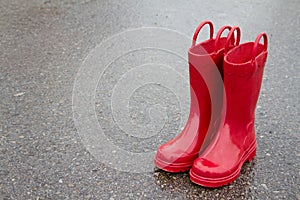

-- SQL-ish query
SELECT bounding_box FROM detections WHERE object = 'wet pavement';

[1,0,299,199]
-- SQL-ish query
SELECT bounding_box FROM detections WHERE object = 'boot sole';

[189,140,256,187]
[154,155,194,173]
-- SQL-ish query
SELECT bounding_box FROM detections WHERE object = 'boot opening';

[226,43,265,64]
[189,37,227,56]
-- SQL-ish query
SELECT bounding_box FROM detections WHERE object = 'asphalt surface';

[1,0,299,199]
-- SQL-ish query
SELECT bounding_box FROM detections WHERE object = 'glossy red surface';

[154,21,239,172]
[190,33,268,187]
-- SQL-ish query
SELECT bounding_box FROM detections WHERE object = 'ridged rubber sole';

[154,154,194,173]
[189,141,256,187]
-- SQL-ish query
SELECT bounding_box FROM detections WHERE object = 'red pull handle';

[192,21,214,47]
[214,25,232,53]
[252,32,268,64]
[224,26,241,54]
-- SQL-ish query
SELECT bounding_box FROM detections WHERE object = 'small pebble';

[14,92,25,97]
[261,184,268,190]
[68,183,74,188]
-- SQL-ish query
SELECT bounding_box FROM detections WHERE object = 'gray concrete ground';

[1,0,299,199]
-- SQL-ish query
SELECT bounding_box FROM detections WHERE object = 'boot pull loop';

[251,32,268,65]
[224,26,241,54]
[214,25,232,53]
[192,21,214,47]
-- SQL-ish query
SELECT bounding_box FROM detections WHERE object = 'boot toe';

[192,157,233,179]
[155,143,198,172]
[156,144,197,164]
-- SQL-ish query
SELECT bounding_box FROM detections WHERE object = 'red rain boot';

[154,21,239,172]
[190,32,268,187]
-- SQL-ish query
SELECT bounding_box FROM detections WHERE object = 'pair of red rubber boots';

[154,21,268,187]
